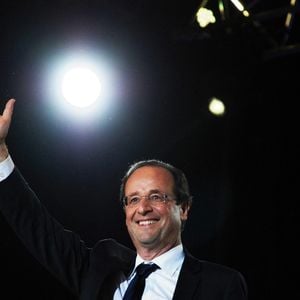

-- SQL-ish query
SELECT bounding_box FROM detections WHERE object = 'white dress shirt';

[0,155,14,181]
[113,244,185,300]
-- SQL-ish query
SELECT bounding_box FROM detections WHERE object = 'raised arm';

[0,98,15,161]
[0,98,89,296]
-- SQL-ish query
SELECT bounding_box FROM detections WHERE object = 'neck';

[136,240,181,261]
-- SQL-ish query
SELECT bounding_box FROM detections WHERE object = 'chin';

[136,235,160,247]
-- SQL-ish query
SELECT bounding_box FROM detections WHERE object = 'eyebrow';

[126,189,162,197]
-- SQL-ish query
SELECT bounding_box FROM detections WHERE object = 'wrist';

[0,143,9,162]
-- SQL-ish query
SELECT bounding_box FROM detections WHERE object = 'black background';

[0,1,296,299]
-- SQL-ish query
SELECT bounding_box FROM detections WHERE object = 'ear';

[179,200,191,221]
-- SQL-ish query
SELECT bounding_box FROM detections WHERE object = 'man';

[0,99,247,299]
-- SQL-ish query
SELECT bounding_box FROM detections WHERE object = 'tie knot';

[123,263,160,300]
[135,263,159,279]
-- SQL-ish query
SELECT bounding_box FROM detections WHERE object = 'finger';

[2,98,16,119]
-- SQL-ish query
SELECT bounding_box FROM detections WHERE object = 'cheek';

[161,206,181,224]
[125,209,134,224]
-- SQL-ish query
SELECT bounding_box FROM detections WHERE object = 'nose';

[137,197,153,215]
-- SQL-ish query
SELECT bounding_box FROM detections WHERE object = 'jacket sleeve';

[0,167,90,296]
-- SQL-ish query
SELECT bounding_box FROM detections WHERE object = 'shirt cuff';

[0,155,15,181]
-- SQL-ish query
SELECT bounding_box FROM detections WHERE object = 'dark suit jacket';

[0,168,247,299]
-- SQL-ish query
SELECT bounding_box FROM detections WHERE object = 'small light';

[208,97,226,116]
[243,10,250,17]
[196,7,216,28]
[230,0,244,12]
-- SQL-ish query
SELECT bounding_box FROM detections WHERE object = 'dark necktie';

[123,263,159,300]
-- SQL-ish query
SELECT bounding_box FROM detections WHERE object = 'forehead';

[125,166,175,193]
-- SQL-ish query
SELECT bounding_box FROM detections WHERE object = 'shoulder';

[183,250,247,289]
[92,238,135,261]
[184,249,243,276]
[177,250,248,299]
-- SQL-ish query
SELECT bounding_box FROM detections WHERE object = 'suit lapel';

[173,250,203,300]
[92,239,136,300]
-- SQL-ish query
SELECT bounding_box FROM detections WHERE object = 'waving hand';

[0,98,16,160]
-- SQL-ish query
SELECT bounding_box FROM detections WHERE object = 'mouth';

[136,219,159,226]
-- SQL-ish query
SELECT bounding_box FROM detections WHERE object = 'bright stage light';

[61,67,101,108]
[44,48,121,126]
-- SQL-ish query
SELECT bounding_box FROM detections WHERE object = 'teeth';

[138,220,157,226]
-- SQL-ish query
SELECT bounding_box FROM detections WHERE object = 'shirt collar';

[132,244,185,278]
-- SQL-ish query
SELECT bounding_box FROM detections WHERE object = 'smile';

[137,220,158,226]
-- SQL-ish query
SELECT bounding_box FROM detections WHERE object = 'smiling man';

[123,164,189,259]
[0,99,247,299]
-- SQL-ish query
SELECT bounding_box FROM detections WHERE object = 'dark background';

[0,1,296,299]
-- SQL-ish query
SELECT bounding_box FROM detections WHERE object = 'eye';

[128,196,140,205]
[149,193,163,202]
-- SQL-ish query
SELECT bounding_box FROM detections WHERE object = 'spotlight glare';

[61,67,101,108]
[44,48,120,127]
